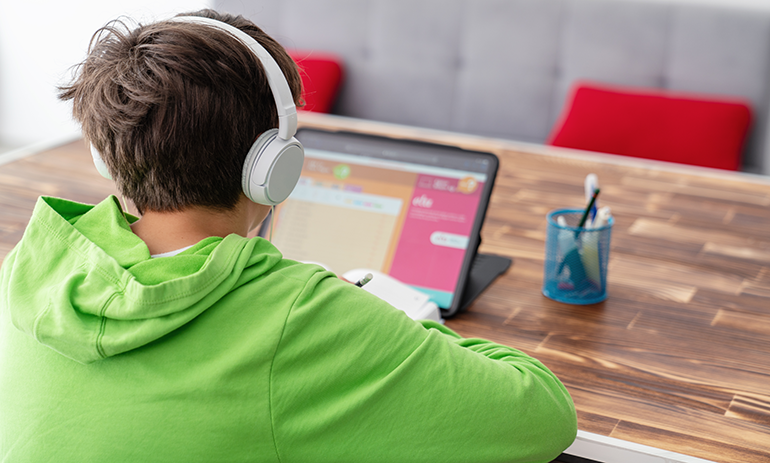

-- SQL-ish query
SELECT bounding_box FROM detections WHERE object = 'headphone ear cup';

[242,128,304,206]
[90,143,112,180]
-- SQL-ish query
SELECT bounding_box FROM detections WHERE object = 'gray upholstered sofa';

[215,0,770,174]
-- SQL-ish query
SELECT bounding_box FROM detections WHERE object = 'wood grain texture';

[2,113,770,462]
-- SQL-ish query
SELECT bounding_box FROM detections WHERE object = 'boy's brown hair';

[59,9,302,214]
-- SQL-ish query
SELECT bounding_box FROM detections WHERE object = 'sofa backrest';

[215,0,770,174]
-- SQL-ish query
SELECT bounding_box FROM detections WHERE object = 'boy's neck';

[130,197,270,256]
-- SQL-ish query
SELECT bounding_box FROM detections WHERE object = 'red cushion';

[288,50,344,113]
[547,82,752,170]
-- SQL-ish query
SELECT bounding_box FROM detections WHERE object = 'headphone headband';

[168,15,298,140]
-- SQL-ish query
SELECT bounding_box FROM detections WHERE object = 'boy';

[0,9,576,462]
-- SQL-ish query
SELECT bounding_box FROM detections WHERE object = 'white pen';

[593,206,612,229]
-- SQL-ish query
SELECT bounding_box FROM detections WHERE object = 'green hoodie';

[0,196,577,462]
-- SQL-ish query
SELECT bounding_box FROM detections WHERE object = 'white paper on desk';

[342,269,442,322]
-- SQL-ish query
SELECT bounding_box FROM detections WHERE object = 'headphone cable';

[268,205,275,242]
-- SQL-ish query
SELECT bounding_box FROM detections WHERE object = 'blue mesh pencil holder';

[542,208,613,304]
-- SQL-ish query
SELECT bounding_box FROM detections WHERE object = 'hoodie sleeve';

[269,271,577,463]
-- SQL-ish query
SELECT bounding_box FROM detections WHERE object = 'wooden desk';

[2,113,769,462]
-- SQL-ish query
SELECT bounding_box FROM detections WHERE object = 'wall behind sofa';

[216,0,770,174]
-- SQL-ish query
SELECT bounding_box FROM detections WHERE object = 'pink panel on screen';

[389,175,483,292]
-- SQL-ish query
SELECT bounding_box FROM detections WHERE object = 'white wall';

[0,0,212,148]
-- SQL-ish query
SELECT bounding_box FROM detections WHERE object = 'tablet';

[261,128,500,317]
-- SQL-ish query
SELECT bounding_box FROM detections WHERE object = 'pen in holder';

[542,208,613,304]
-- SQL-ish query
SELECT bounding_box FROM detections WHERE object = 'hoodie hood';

[4,196,281,364]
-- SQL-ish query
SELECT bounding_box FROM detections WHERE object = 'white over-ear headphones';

[91,15,304,206]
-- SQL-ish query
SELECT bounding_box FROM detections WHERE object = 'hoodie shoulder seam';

[267,268,325,463]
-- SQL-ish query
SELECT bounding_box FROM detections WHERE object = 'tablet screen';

[262,128,499,315]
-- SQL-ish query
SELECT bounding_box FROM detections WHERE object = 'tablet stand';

[456,252,513,314]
